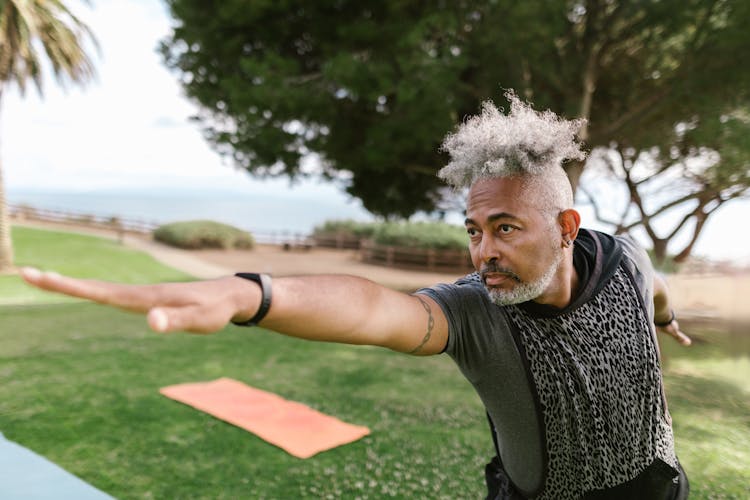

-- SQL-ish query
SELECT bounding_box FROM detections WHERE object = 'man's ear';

[558,209,581,247]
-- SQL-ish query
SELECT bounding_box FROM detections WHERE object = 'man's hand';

[656,318,692,346]
[652,274,691,347]
[20,267,260,334]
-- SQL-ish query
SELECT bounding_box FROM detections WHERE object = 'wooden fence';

[9,203,157,234]
[312,233,362,249]
[254,231,314,249]
[360,240,472,272]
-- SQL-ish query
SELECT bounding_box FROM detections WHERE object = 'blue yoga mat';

[0,432,115,500]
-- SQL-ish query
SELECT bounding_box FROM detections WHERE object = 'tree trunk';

[0,96,14,273]
[651,239,668,268]
[570,7,601,197]
[0,159,14,273]
[673,211,708,264]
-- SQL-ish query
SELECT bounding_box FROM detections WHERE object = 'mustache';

[480,264,522,283]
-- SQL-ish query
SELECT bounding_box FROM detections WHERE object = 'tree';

[581,107,750,266]
[0,0,97,272]
[160,0,750,220]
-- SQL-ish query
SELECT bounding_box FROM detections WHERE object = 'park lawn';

[0,303,488,499]
[1,226,748,498]
[661,327,750,499]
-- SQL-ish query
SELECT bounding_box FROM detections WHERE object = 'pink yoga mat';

[160,378,371,458]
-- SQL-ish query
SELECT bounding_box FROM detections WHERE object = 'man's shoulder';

[578,228,651,272]
[612,233,653,274]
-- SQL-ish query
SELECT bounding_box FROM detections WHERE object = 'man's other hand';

[656,318,692,346]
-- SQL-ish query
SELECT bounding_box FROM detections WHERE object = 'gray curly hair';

[438,91,587,213]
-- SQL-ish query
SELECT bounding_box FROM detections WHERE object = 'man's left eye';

[499,225,514,234]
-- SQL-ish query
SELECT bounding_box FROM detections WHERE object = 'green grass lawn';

[660,323,750,499]
[1,226,748,498]
[0,303,487,499]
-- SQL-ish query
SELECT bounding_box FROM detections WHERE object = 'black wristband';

[654,309,675,327]
[231,273,272,327]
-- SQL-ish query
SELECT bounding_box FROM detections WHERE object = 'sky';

[2,0,362,200]
[2,0,749,263]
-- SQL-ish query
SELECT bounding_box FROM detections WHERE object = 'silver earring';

[563,240,572,248]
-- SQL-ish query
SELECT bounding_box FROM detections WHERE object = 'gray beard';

[485,252,562,306]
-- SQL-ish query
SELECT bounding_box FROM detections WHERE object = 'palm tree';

[0,0,96,272]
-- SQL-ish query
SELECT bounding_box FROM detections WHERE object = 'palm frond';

[0,0,97,97]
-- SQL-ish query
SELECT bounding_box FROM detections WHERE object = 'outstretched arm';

[20,268,449,356]
[653,273,691,346]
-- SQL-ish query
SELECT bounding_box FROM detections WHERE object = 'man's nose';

[479,235,501,263]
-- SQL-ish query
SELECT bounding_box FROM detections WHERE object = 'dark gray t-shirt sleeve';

[416,280,495,380]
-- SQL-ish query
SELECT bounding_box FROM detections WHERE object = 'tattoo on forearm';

[409,295,434,354]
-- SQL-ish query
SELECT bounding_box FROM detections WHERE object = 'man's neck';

[533,253,579,309]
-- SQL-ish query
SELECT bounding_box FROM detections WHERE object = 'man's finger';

[22,267,109,301]
[668,320,692,346]
[673,330,692,346]
[20,267,157,312]
[658,321,692,347]
[148,308,171,332]
[147,306,225,334]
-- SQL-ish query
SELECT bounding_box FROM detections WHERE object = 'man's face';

[464,177,562,305]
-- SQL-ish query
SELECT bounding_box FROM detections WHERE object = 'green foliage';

[312,219,377,239]
[153,220,254,250]
[160,0,750,220]
[0,0,97,95]
[680,109,750,188]
[372,221,468,250]
[582,105,750,265]
[313,219,468,250]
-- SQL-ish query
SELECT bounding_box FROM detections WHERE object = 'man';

[22,93,690,498]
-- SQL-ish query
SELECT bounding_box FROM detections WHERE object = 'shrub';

[153,220,254,250]
[312,219,377,239]
[372,221,468,250]
[312,219,469,250]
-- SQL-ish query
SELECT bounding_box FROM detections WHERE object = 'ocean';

[7,189,375,238]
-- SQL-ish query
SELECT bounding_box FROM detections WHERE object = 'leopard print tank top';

[504,265,677,499]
